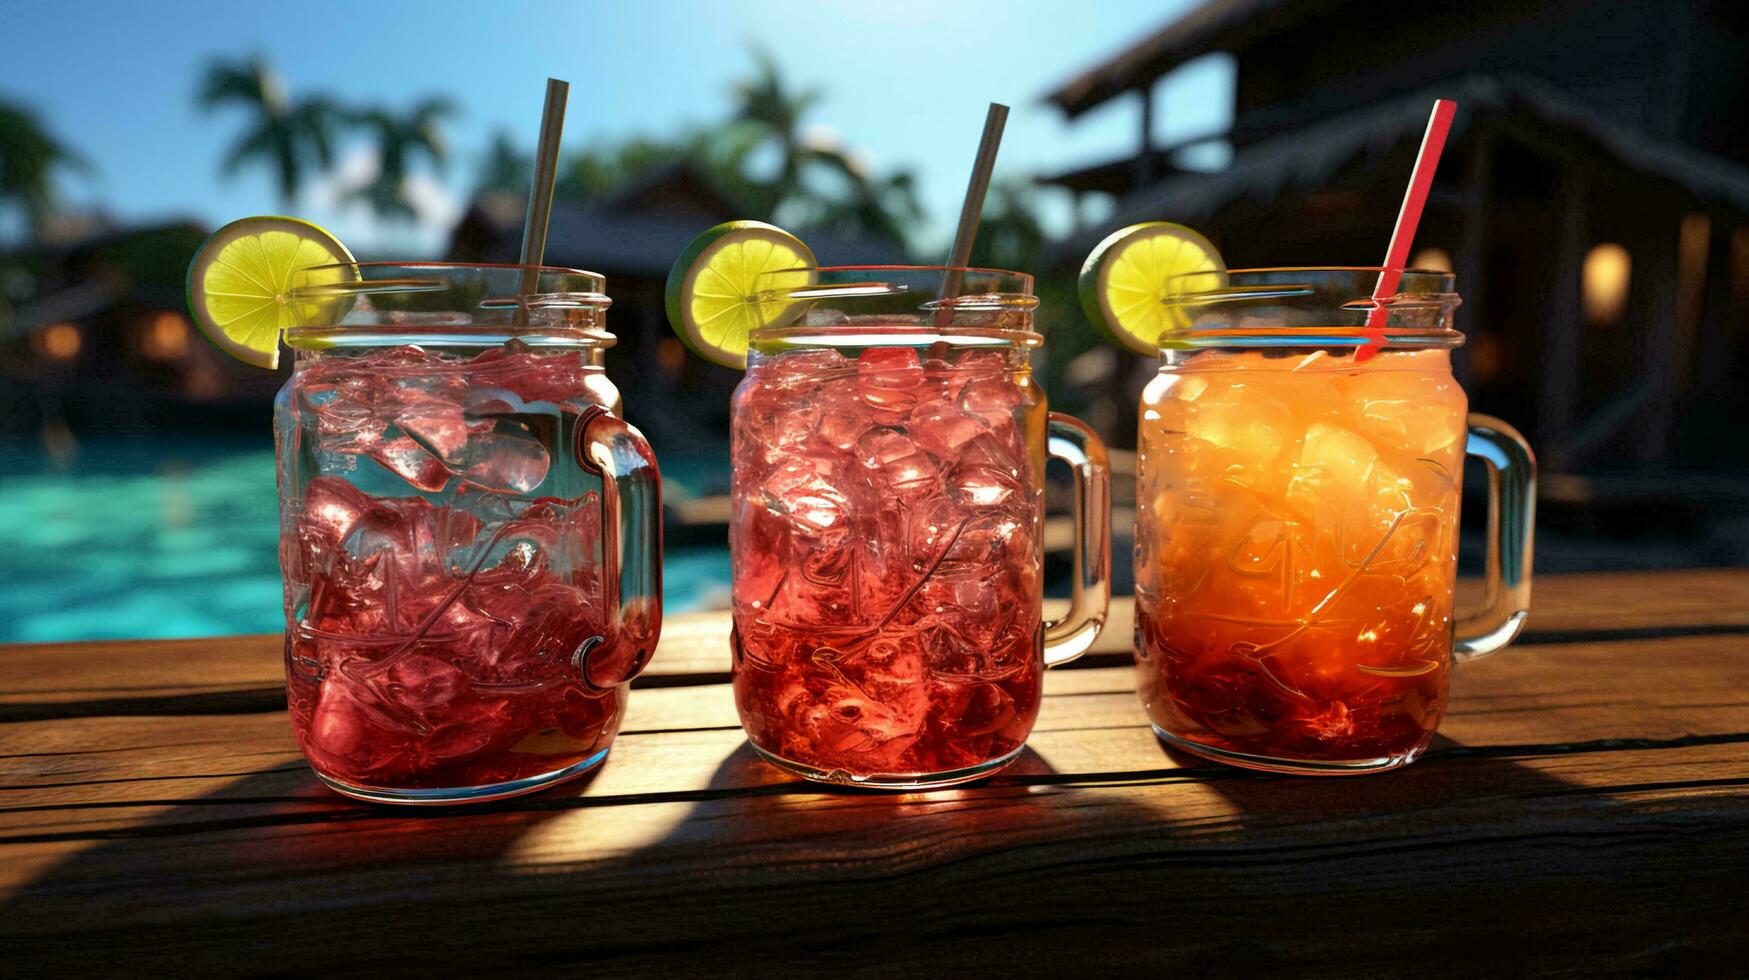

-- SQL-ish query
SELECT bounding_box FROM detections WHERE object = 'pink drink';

[730,345,1047,782]
[278,341,636,797]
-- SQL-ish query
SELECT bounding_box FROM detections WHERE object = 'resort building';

[1042,0,1749,475]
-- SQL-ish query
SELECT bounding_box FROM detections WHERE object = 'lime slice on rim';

[1079,221,1226,356]
[185,216,357,369]
[664,220,816,369]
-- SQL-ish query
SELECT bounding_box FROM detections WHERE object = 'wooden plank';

[1,638,1742,862]
[4,571,1746,722]
[4,736,1743,974]
[3,632,1743,811]
[0,625,1744,973]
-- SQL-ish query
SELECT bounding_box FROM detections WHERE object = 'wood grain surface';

[2,570,1746,976]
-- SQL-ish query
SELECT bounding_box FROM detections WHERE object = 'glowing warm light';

[139,310,193,360]
[656,337,685,376]
[1470,330,1504,383]
[38,322,82,360]
[1676,214,1710,390]
[1410,248,1453,273]
[1582,243,1632,326]
[185,363,225,399]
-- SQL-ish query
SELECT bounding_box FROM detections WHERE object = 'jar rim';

[282,261,614,350]
[1160,266,1462,352]
[305,259,606,281]
[756,263,1034,288]
[747,265,1039,353]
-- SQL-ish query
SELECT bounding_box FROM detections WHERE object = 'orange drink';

[1131,268,1534,774]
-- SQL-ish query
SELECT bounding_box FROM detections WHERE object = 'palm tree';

[722,48,823,217]
[0,98,88,241]
[198,56,343,209]
[556,133,686,203]
[474,130,529,197]
[347,96,457,222]
[807,156,923,252]
[717,50,923,253]
[967,178,1047,272]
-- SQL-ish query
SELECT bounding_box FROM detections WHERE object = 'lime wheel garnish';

[1078,221,1226,355]
[664,220,815,369]
[185,215,356,369]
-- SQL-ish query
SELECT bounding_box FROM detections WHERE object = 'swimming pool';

[0,437,731,644]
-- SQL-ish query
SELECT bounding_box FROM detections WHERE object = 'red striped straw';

[1358,98,1457,361]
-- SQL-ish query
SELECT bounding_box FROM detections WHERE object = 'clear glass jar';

[1135,268,1534,774]
[729,266,1111,788]
[274,263,661,804]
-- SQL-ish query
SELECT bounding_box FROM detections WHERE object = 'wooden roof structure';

[1046,73,1749,265]
[1043,0,1305,118]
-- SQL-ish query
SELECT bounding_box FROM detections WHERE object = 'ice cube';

[952,429,1029,478]
[468,346,587,404]
[1343,370,1466,456]
[304,387,389,453]
[1184,383,1294,470]
[1286,422,1379,517]
[760,458,848,535]
[385,653,468,713]
[370,436,452,493]
[732,503,792,610]
[855,428,941,503]
[907,497,964,568]
[497,581,598,675]
[859,346,923,379]
[948,463,1022,508]
[815,407,868,451]
[911,405,987,458]
[957,375,1024,429]
[856,347,924,419]
[953,349,1010,376]
[817,638,929,751]
[773,401,823,448]
[1339,458,1456,571]
[302,476,375,548]
[459,425,550,495]
[422,703,505,761]
[305,679,411,775]
[398,403,471,468]
[856,428,916,468]
[764,348,855,390]
[938,681,1018,738]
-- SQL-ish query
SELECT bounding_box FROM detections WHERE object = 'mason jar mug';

[1134,268,1534,774]
[275,263,661,803]
[729,266,1112,788]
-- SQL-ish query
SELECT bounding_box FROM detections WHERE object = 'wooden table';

[3,570,1746,975]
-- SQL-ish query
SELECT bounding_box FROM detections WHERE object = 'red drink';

[280,347,623,794]
[273,262,661,803]
[730,344,1048,784]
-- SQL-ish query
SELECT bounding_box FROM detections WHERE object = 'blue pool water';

[0,437,731,645]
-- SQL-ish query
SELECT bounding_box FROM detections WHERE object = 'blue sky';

[0,0,1231,255]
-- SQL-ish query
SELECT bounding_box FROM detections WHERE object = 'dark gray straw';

[933,102,1009,339]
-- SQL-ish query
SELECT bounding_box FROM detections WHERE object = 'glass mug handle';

[573,405,664,692]
[1454,413,1536,662]
[1043,413,1112,666]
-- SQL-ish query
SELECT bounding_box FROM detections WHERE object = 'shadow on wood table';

[3,739,1156,975]
[4,572,1748,975]
[7,730,1744,976]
